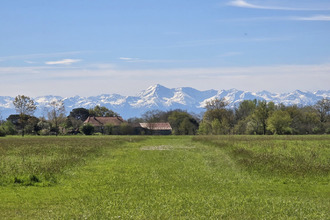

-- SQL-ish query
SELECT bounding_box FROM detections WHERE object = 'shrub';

[0,126,6,137]
[81,123,94,135]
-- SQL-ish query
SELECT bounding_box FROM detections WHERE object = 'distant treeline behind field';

[0,95,329,136]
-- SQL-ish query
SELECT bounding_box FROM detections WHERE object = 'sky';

[1,0,330,97]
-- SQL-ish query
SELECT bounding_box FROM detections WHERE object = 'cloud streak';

[45,59,81,65]
[227,0,330,11]
[292,15,330,21]
[219,15,330,22]
[0,51,84,62]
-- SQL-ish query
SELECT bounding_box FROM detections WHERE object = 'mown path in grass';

[0,136,329,219]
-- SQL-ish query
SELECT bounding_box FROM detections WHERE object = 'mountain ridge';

[0,84,329,119]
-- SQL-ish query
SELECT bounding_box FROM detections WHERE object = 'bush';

[81,123,94,135]
[1,121,17,135]
[0,126,6,137]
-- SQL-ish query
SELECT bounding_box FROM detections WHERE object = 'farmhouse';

[83,116,172,135]
[84,116,125,133]
[139,122,172,135]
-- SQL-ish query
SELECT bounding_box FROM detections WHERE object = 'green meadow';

[0,136,329,219]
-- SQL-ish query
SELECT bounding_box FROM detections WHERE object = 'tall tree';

[48,99,66,136]
[89,106,118,117]
[142,110,167,123]
[254,100,275,135]
[168,110,199,135]
[13,95,37,136]
[314,98,330,123]
[235,100,257,121]
[69,108,90,122]
[201,98,234,134]
[267,110,292,135]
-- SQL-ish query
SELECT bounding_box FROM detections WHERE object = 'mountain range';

[0,84,329,120]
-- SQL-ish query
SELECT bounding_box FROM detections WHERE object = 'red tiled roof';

[84,116,125,126]
[139,123,172,131]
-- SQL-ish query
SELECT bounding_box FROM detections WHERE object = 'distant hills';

[1,84,329,119]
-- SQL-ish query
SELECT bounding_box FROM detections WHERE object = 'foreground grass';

[0,135,329,219]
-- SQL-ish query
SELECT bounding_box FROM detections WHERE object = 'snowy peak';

[0,85,329,119]
[139,84,174,99]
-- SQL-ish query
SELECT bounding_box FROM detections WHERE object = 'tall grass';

[193,135,330,178]
[0,136,143,186]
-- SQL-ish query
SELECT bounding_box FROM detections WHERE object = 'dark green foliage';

[168,110,199,135]
[235,100,257,121]
[200,98,234,135]
[0,126,6,137]
[1,121,17,135]
[14,175,41,186]
[69,108,90,121]
[6,114,40,135]
[267,110,292,134]
[89,106,118,117]
[81,123,95,135]
[142,109,168,122]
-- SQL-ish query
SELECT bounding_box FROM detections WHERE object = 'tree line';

[0,95,329,136]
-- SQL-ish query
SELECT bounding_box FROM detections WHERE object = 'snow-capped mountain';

[0,84,329,119]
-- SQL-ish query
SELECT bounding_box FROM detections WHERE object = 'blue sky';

[1,0,330,96]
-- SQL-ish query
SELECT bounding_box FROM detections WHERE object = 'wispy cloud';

[45,59,81,65]
[0,51,84,62]
[119,57,139,61]
[291,15,330,21]
[219,15,330,22]
[227,0,330,11]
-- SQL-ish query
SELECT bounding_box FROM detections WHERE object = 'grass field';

[0,135,329,219]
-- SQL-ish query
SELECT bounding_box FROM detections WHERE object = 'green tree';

[235,100,257,121]
[81,123,94,135]
[301,107,321,134]
[47,99,66,136]
[37,119,51,135]
[1,121,17,135]
[267,110,292,135]
[211,119,221,135]
[198,121,212,135]
[12,95,37,136]
[253,100,275,135]
[69,108,90,121]
[142,110,168,123]
[0,126,6,137]
[315,98,330,123]
[285,105,303,134]
[178,117,196,135]
[104,123,114,135]
[65,108,90,134]
[168,110,199,135]
[89,106,118,117]
[24,116,40,135]
[202,98,234,135]
[119,123,134,135]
